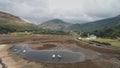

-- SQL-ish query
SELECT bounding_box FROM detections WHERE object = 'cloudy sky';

[0,0,120,24]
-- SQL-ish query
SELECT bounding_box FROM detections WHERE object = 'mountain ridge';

[0,11,37,34]
[0,11,120,34]
[38,15,120,32]
[67,15,120,32]
[0,11,32,25]
[39,19,72,30]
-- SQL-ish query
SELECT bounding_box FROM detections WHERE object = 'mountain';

[68,15,120,32]
[1,11,119,35]
[0,11,32,25]
[0,11,36,34]
[39,19,72,30]
[39,15,120,32]
[91,24,120,38]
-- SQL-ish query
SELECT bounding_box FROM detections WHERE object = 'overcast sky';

[0,0,120,24]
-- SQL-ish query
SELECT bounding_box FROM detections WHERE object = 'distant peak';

[47,19,66,24]
[52,19,62,21]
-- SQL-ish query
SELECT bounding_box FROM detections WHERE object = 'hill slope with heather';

[0,11,37,34]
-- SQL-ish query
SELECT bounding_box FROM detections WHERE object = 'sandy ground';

[0,35,120,68]
[0,44,20,68]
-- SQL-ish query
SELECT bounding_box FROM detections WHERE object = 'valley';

[0,11,120,68]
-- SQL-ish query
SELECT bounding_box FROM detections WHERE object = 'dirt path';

[0,44,20,68]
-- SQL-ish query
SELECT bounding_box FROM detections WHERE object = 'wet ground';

[9,43,86,63]
[0,35,120,68]
[9,40,120,68]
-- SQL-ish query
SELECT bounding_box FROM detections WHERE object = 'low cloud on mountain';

[0,0,120,24]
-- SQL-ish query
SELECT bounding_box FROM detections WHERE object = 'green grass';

[82,38,120,49]
[10,32,32,35]
[92,38,120,47]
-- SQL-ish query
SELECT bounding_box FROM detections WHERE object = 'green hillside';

[67,15,120,32]
[0,11,37,34]
[39,15,120,32]
[0,11,119,36]
[91,24,120,38]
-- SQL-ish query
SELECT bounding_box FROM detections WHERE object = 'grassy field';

[92,38,120,47]
[82,38,120,49]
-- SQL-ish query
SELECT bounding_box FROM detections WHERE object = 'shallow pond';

[9,44,86,63]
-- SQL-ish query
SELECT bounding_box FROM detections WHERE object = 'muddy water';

[23,50,86,63]
[9,45,86,63]
[9,42,101,63]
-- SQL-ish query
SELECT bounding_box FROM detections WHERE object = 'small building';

[117,37,120,40]
[87,34,97,39]
[77,37,82,40]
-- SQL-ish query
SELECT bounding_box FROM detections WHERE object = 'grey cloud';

[82,0,120,18]
[0,0,120,24]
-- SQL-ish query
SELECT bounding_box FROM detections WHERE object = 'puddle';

[9,42,101,63]
[9,44,86,63]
